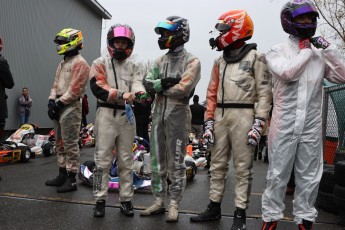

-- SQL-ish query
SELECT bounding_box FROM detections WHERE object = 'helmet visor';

[154,21,179,34]
[215,21,231,32]
[110,26,134,40]
[291,5,318,18]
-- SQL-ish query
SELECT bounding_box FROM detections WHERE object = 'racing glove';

[161,78,181,90]
[299,38,311,50]
[247,118,265,146]
[135,91,152,105]
[310,36,330,49]
[203,119,215,145]
[48,99,57,120]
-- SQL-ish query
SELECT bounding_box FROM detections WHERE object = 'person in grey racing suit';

[139,16,201,222]
[261,1,345,229]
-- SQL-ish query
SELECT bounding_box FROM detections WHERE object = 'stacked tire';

[334,161,345,226]
[316,164,337,214]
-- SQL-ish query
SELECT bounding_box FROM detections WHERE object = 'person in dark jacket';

[0,36,15,182]
[190,95,205,139]
[18,87,33,126]
[0,36,14,142]
[81,94,89,127]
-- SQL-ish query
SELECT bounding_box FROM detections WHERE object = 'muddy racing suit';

[262,36,345,224]
[144,49,201,202]
[90,56,145,202]
[205,44,272,210]
[49,54,89,173]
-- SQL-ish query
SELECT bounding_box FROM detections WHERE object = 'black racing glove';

[48,100,64,120]
[161,78,181,90]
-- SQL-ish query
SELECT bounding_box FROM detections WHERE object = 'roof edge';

[81,0,112,19]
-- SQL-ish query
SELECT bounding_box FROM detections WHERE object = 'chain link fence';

[322,83,345,165]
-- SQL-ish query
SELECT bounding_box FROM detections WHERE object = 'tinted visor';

[154,20,179,34]
[54,36,69,45]
[215,20,231,32]
[292,5,319,18]
[109,26,134,40]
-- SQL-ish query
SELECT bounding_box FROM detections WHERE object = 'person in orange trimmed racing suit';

[190,10,272,230]
[45,28,90,193]
[90,24,150,218]
[139,16,201,222]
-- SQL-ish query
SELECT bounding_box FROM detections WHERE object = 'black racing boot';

[93,200,106,218]
[45,167,67,186]
[231,207,246,230]
[57,171,77,193]
[190,201,221,222]
[298,219,313,230]
[120,201,134,217]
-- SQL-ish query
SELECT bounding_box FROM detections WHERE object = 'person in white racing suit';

[261,1,345,230]
[90,24,150,218]
[45,28,90,193]
[139,16,201,222]
[189,10,272,230]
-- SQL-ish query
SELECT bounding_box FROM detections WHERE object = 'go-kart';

[186,132,211,169]
[78,136,199,190]
[80,123,95,147]
[6,123,54,157]
[78,136,152,192]
[0,141,31,163]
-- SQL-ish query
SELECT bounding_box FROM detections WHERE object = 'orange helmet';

[210,10,254,51]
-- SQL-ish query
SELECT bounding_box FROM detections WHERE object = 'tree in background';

[313,0,345,54]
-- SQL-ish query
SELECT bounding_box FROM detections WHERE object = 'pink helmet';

[0,36,3,51]
[107,24,135,60]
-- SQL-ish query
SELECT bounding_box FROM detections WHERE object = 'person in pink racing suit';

[90,24,150,218]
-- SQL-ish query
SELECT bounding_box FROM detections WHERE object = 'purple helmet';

[281,0,319,38]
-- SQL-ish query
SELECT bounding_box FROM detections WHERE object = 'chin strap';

[223,43,257,63]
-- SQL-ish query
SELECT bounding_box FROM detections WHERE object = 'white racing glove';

[203,119,215,145]
[247,118,265,146]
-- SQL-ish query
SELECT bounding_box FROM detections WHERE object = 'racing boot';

[45,167,67,186]
[190,200,221,222]
[93,199,105,218]
[166,200,179,222]
[140,198,165,216]
[120,201,134,217]
[298,219,313,230]
[57,171,77,193]
[231,207,246,230]
[261,220,277,230]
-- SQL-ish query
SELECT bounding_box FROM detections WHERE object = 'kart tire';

[319,166,335,193]
[316,190,337,214]
[42,142,53,157]
[335,161,345,187]
[19,146,31,163]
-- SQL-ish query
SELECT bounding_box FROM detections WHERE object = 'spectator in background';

[0,35,14,142]
[190,95,205,139]
[133,93,154,143]
[18,87,33,126]
[81,94,89,127]
[0,35,15,182]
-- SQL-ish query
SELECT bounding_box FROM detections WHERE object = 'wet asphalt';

[0,147,343,230]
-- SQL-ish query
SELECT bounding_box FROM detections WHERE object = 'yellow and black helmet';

[54,28,83,55]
